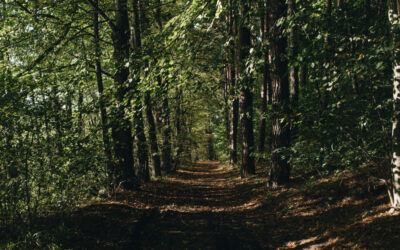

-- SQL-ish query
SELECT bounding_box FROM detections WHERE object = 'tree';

[288,0,299,133]
[268,0,290,187]
[145,91,162,176]
[131,0,150,182]
[388,3,400,210]
[238,0,255,177]
[92,0,113,188]
[227,0,239,167]
[108,0,135,188]
[258,0,271,154]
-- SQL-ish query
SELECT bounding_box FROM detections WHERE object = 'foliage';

[0,0,399,246]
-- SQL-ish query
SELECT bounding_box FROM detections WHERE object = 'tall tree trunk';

[298,0,307,90]
[52,86,64,156]
[134,109,149,181]
[130,0,160,177]
[144,92,161,177]
[155,0,173,173]
[388,5,400,211]
[224,69,230,150]
[206,124,216,160]
[268,0,290,187]
[322,0,332,108]
[288,0,299,140]
[258,0,270,154]
[93,0,113,184]
[289,0,299,106]
[110,0,135,188]
[160,77,173,173]
[175,87,184,168]
[131,0,149,182]
[227,0,239,167]
[66,90,73,130]
[229,98,239,167]
[239,0,255,177]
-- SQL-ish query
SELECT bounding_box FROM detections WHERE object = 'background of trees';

[1,0,400,245]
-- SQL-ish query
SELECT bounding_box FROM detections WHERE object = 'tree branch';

[85,0,117,31]
[13,0,61,21]
[17,23,72,77]
[88,66,113,78]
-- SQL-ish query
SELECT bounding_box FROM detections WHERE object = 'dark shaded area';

[11,161,400,249]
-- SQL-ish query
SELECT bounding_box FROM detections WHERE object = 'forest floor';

[38,161,400,249]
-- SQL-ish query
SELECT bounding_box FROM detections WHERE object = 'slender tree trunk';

[229,99,239,166]
[93,0,113,184]
[145,92,161,177]
[131,0,149,182]
[111,0,135,188]
[52,86,64,156]
[224,69,230,149]
[155,0,173,173]
[268,0,290,187]
[289,0,299,106]
[388,5,400,211]
[130,0,160,177]
[66,90,73,130]
[258,0,270,154]
[298,1,307,89]
[175,87,184,168]
[227,0,239,167]
[160,77,173,173]
[206,124,216,160]
[288,0,299,141]
[134,110,149,181]
[239,0,255,177]
[322,0,332,108]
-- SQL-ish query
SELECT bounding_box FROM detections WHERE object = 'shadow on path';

[63,161,400,249]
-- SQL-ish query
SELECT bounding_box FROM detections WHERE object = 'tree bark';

[206,125,216,160]
[322,0,332,108]
[258,0,270,154]
[145,92,161,177]
[175,87,184,168]
[131,0,149,182]
[160,77,173,173]
[268,0,290,187]
[239,0,255,177]
[288,0,299,141]
[93,0,113,184]
[289,0,299,107]
[155,0,173,173]
[110,0,135,188]
[389,5,400,210]
[227,0,239,167]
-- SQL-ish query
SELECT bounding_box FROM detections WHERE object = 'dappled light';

[2,0,400,248]
[25,161,399,249]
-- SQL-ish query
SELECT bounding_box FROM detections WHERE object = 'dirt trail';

[67,161,400,249]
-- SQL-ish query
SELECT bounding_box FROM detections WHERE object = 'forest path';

[67,161,400,249]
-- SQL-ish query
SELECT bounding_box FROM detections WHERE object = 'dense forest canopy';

[2,0,400,248]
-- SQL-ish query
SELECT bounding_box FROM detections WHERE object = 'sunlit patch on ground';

[59,161,400,249]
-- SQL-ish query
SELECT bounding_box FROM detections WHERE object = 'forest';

[2,0,400,248]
